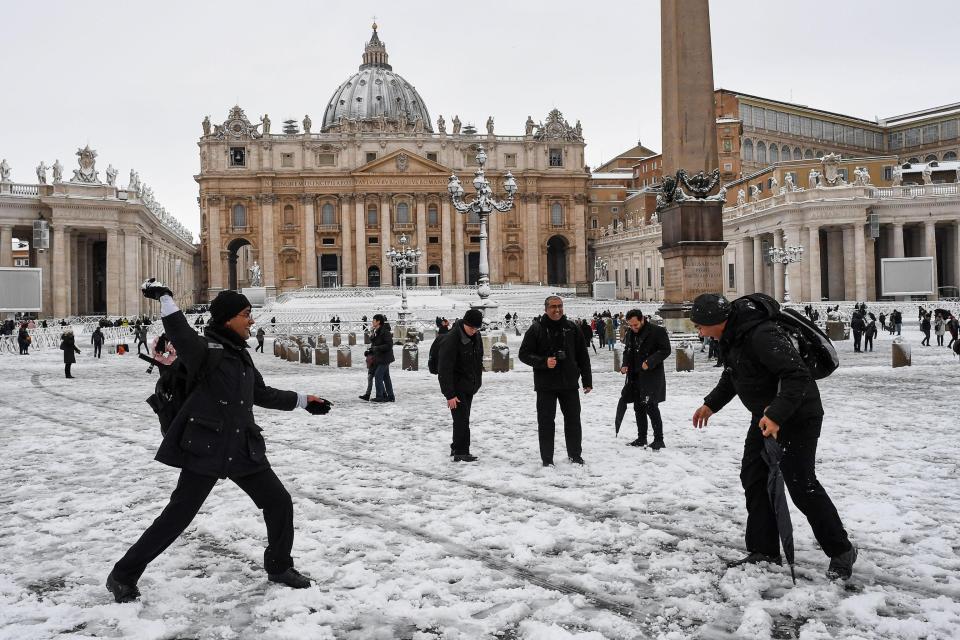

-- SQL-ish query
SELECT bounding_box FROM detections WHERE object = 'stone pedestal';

[332,333,341,347]
[242,287,267,307]
[826,321,846,342]
[336,345,351,367]
[363,331,371,344]
[658,200,727,333]
[675,344,695,372]
[892,341,911,368]
[593,281,616,300]
[402,342,418,371]
[348,332,357,345]
[314,344,329,366]
[491,343,510,372]
[285,345,298,362]
[273,341,281,357]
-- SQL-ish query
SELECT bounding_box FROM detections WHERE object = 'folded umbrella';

[760,435,796,584]
[614,397,628,436]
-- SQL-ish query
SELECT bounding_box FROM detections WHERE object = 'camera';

[554,349,566,361]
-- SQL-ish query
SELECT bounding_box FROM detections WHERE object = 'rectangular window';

[922,124,940,145]
[368,236,378,244]
[888,131,903,150]
[834,123,845,142]
[812,119,823,139]
[723,162,733,171]
[728,263,735,289]
[428,208,439,226]
[821,121,833,142]
[845,126,856,145]
[884,166,893,181]
[800,117,811,138]
[229,147,246,167]
[428,236,439,244]
[367,207,377,226]
[469,236,481,243]
[280,153,294,168]
[321,237,335,245]
[635,268,640,287]
[426,152,438,162]
[941,120,958,140]
[615,271,618,287]
[660,267,664,287]
[765,109,776,130]
[752,108,764,129]
[739,103,751,123]
[854,128,865,147]
[316,153,335,166]
[590,206,598,213]
[504,153,517,167]
[777,112,788,133]
[789,114,801,135]
[647,267,652,287]
[365,152,377,163]
[549,148,563,167]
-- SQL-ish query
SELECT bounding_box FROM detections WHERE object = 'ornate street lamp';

[386,233,422,324]
[448,145,517,310]
[768,244,804,303]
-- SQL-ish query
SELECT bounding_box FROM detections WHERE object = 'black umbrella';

[760,435,796,584]
[614,397,628,436]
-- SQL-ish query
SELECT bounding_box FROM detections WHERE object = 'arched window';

[907,157,921,164]
[396,202,410,223]
[321,203,335,225]
[804,149,814,159]
[943,151,958,161]
[924,154,938,162]
[769,144,779,163]
[283,204,295,226]
[793,147,802,160]
[743,139,754,161]
[232,204,247,228]
[427,204,439,226]
[551,203,564,226]
[815,150,823,158]
[367,204,378,226]
[756,141,767,164]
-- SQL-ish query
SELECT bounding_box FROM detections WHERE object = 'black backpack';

[427,332,452,375]
[141,341,224,435]
[741,293,839,380]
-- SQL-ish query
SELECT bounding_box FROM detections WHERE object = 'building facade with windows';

[197,25,589,300]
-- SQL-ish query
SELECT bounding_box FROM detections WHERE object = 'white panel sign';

[0,267,43,311]
[880,257,935,296]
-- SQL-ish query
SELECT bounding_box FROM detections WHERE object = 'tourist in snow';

[892,308,902,336]
[359,346,377,401]
[850,310,865,353]
[580,318,597,354]
[518,296,592,466]
[595,314,606,348]
[438,318,450,335]
[106,282,332,603]
[863,314,877,352]
[934,313,946,347]
[604,315,616,350]
[920,312,931,346]
[367,313,395,402]
[690,293,857,580]
[60,329,81,378]
[947,314,959,350]
[134,323,149,356]
[91,326,104,358]
[255,326,266,352]
[437,309,485,462]
[619,309,671,449]
[17,323,30,355]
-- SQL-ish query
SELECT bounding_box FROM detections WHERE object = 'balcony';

[316,224,340,233]
[229,225,250,234]
[392,222,415,232]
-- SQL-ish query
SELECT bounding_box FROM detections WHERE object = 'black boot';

[358,394,370,400]
[568,456,585,465]
[628,437,647,447]
[726,552,782,568]
[649,439,665,450]
[826,545,858,580]
[268,567,312,589]
[105,571,140,603]
[453,454,478,462]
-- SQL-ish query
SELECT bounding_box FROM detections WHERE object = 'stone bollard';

[891,338,911,368]
[285,345,299,362]
[299,345,312,364]
[402,342,419,371]
[482,335,492,353]
[274,340,282,357]
[675,342,695,372]
[336,345,351,368]
[363,331,371,344]
[491,341,510,372]
[332,333,341,347]
[315,344,329,366]
[826,321,846,342]
[318,335,326,345]
[348,332,357,346]
[613,344,623,371]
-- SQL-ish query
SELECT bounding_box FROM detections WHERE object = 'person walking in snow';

[863,315,877,352]
[580,318,597,354]
[106,281,333,603]
[437,309,485,462]
[60,330,81,378]
[947,314,959,350]
[619,309,671,449]
[366,314,395,402]
[17,323,30,355]
[91,326,104,358]
[934,313,946,347]
[920,312,932,346]
[850,310,865,353]
[690,293,857,581]
[255,326,266,352]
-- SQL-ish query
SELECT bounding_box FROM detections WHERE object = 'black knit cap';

[690,293,731,326]
[462,309,484,329]
[210,290,251,325]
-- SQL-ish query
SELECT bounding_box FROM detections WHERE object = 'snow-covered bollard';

[332,332,341,347]
[892,337,911,368]
[336,344,351,368]
[314,343,329,366]
[826,320,846,342]
[363,331,371,345]
[348,332,357,346]
[675,340,695,372]
[285,345,299,363]
[491,341,510,373]
[273,339,282,357]
[613,343,624,372]
[402,342,419,371]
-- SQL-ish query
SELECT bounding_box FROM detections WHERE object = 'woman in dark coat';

[367,313,395,402]
[17,323,30,355]
[920,312,931,346]
[60,330,81,378]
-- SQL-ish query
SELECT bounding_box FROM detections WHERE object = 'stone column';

[772,229,785,302]
[106,228,120,316]
[34,245,52,318]
[954,223,960,295]
[807,225,821,303]
[827,230,845,300]
[380,195,392,285]
[573,195,587,284]
[207,196,223,297]
[75,237,86,315]
[525,195,540,283]
[924,220,938,300]
[302,195,317,287]
[354,197,366,286]
[441,199,453,285]
[841,226,855,300]
[865,231,877,301]
[752,234,764,295]
[0,226,12,266]
[124,231,141,317]
[140,238,151,316]
[340,194,354,287]
[52,225,68,318]
[259,195,277,294]
[737,237,753,297]
[70,232,80,315]
[454,198,465,284]
[784,226,802,302]
[416,195,428,285]
[853,224,867,301]
[891,222,905,258]
[488,204,502,284]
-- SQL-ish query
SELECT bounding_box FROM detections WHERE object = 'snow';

[1,321,959,639]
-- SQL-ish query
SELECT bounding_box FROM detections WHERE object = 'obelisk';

[658,0,727,332]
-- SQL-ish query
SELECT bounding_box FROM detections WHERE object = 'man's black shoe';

[649,439,665,450]
[826,545,858,580]
[268,567,312,589]
[105,571,140,603]
[568,456,585,465]
[542,461,555,467]
[725,552,782,568]
[358,394,370,401]
[628,438,647,447]
[370,397,389,403]
[453,454,478,462]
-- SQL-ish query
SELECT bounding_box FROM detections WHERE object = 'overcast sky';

[2,0,958,238]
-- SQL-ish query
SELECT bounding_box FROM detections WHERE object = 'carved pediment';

[353,149,448,175]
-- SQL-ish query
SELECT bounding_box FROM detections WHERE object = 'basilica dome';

[321,25,433,133]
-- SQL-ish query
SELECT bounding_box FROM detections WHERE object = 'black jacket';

[369,323,395,365]
[155,311,298,479]
[704,296,823,433]
[621,321,671,404]
[519,315,592,392]
[60,334,80,363]
[437,320,483,400]
[91,328,104,345]
[850,313,865,332]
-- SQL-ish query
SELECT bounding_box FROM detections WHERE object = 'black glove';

[363,350,372,357]
[141,278,174,301]
[305,398,333,415]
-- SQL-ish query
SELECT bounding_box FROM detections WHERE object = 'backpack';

[142,341,224,435]
[427,332,452,375]
[741,293,839,380]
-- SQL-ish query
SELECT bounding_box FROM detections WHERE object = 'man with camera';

[519,296,593,466]
[619,309,671,449]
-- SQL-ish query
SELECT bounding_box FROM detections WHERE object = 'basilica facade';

[196,25,589,300]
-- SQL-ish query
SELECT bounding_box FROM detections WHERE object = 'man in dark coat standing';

[519,296,592,466]
[91,326,104,358]
[850,310,865,352]
[619,309,671,449]
[437,309,484,462]
[690,293,857,580]
[106,281,333,603]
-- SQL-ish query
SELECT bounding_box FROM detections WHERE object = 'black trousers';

[65,363,72,377]
[634,401,663,442]
[852,330,862,352]
[256,340,264,352]
[921,330,930,346]
[112,467,294,585]
[937,334,944,346]
[94,343,102,358]
[864,334,873,351]
[450,392,474,455]
[740,416,851,559]
[535,389,582,464]
[136,339,148,355]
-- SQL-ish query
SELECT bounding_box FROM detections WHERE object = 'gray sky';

[2,0,958,238]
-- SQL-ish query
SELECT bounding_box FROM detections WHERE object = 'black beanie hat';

[690,293,731,326]
[462,309,484,328]
[210,290,252,325]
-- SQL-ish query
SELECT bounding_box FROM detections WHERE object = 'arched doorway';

[367,265,381,288]
[428,264,441,286]
[546,235,568,285]
[227,238,253,291]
